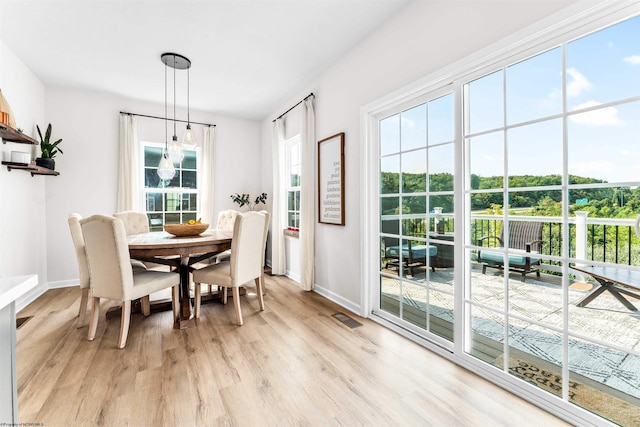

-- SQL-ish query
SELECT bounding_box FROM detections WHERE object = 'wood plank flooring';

[16,275,569,426]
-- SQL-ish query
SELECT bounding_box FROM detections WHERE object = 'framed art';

[318,132,345,225]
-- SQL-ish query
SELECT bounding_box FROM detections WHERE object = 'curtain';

[116,114,141,212]
[200,126,216,225]
[300,98,315,291]
[271,118,287,275]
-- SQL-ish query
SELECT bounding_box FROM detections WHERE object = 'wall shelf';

[0,123,38,145]
[1,161,59,176]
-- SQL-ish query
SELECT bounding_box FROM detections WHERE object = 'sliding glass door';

[377,89,456,349]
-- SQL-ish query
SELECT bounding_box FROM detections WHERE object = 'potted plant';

[230,192,268,211]
[36,123,63,170]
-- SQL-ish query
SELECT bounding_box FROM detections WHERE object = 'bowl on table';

[164,223,209,237]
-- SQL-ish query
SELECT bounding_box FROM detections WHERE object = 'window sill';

[284,228,299,238]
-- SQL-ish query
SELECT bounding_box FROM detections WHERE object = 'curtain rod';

[272,93,315,122]
[119,111,216,127]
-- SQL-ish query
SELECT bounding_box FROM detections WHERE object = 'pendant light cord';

[187,67,191,125]
[173,54,177,137]
[164,60,168,150]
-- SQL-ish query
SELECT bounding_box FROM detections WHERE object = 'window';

[285,136,301,230]
[143,143,199,231]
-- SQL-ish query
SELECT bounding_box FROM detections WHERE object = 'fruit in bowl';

[164,220,209,237]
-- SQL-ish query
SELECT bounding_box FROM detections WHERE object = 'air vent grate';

[332,312,362,329]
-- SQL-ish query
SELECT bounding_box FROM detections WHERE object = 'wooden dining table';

[127,229,233,329]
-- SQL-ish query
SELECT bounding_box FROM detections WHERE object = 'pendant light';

[181,65,198,149]
[160,53,191,166]
[157,55,175,180]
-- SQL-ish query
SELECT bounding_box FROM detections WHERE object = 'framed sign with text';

[318,132,345,225]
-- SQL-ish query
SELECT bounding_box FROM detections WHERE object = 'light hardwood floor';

[16,274,569,426]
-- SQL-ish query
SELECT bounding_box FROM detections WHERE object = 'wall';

[260,0,575,313]
[44,87,263,285]
[0,40,46,308]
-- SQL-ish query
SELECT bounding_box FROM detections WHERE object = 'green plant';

[230,192,267,211]
[37,123,63,159]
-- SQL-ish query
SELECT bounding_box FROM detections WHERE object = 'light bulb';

[181,123,198,149]
[168,135,184,164]
[157,151,176,180]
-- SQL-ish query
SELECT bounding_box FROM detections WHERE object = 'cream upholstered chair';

[193,211,269,325]
[67,213,90,327]
[81,215,180,348]
[212,209,240,263]
[114,210,149,234]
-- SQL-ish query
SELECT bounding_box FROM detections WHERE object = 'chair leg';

[141,295,151,316]
[232,287,243,326]
[255,277,265,311]
[194,283,201,319]
[87,297,100,341]
[77,287,90,328]
[172,285,179,323]
[222,287,228,305]
[482,265,487,274]
[262,273,267,296]
[118,300,132,349]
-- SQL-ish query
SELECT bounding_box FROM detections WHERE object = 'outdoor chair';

[477,221,543,282]
[383,238,437,276]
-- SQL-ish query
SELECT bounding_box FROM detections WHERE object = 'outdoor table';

[571,265,640,311]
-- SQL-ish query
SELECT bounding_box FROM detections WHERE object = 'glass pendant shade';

[168,135,184,164]
[157,150,176,180]
[181,123,198,149]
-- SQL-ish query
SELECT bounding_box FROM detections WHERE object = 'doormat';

[332,312,363,329]
[16,316,33,329]
[494,354,640,426]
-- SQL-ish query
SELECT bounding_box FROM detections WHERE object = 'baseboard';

[15,283,47,313]
[313,284,361,316]
[47,279,78,289]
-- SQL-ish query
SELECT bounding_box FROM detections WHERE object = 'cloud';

[624,55,640,65]
[566,67,592,97]
[569,101,622,126]
[570,160,614,177]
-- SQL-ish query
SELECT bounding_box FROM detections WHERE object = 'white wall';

[260,0,575,312]
[44,87,263,285]
[0,40,47,307]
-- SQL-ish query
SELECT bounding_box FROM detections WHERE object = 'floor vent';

[16,316,33,329]
[332,312,362,329]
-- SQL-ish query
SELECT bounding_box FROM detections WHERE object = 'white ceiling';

[0,0,411,120]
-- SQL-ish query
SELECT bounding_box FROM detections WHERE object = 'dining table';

[127,229,233,329]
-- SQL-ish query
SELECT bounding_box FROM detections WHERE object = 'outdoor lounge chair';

[477,221,543,282]
[383,238,437,275]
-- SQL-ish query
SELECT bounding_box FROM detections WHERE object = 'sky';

[381,14,640,186]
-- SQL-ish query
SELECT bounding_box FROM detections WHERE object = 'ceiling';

[0,0,411,121]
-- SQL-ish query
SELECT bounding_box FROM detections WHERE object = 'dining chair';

[114,210,163,270]
[212,209,240,263]
[192,211,269,325]
[67,213,90,327]
[81,214,180,348]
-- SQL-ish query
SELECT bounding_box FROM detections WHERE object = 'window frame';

[285,135,301,231]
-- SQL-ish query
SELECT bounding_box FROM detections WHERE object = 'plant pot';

[36,157,55,170]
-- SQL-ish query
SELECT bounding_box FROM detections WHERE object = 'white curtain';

[300,98,315,291]
[271,118,287,275]
[116,114,141,212]
[200,126,216,225]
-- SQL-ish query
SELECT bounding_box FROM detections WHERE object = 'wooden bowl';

[164,223,209,237]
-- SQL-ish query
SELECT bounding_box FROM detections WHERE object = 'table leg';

[576,277,638,311]
[175,255,196,329]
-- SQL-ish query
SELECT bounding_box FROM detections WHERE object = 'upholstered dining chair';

[192,211,269,325]
[67,213,90,327]
[212,209,240,263]
[81,215,180,348]
[114,210,163,270]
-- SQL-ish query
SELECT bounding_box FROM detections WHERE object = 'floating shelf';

[1,161,59,176]
[0,123,38,145]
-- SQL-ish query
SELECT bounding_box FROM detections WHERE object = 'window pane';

[381,196,400,235]
[402,149,426,193]
[145,168,161,188]
[166,171,181,188]
[165,213,180,224]
[146,193,163,212]
[401,103,426,151]
[428,144,454,192]
[428,93,454,145]
[566,15,640,111]
[181,194,197,211]
[182,170,197,189]
[465,70,504,134]
[381,155,400,194]
[288,191,296,211]
[468,132,504,188]
[290,165,300,187]
[144,146,162,167]
[568,100,640,184]
[508,119,562,187]
[165,194,181,211]
[149,213,163,231]
[380,114,400,156]
[430,195,454,234]
[182,150,197,169]
[506,48,562,124]
[402,196,426,237]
